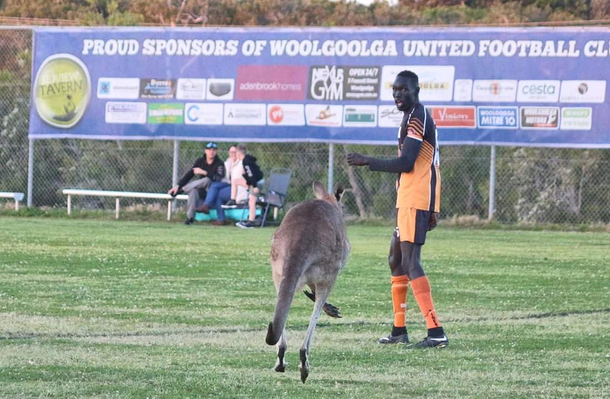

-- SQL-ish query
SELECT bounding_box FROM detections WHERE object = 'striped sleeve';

[406,105,427,141]
[406,115,425,141]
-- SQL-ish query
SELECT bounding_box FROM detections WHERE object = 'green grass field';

[0,217,608,398]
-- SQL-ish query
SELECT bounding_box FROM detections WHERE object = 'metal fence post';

[171,139,180,212]
[328,143,334,193]
[27,138,34,207]
[488,145,496,221]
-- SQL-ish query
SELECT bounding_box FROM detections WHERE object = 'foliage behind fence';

[1,28,609,224]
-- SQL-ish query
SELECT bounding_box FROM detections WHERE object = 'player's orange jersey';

[396,103,441,212]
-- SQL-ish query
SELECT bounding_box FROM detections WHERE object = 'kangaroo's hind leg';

[270,262,288,372]
[304,284,342,318]
[299,281,333,383]
[274,328,287,372]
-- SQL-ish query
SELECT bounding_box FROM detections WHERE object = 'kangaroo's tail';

[266,260,301,345]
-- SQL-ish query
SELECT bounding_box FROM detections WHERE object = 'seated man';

[168,142,225,225]
[197,144,242,225]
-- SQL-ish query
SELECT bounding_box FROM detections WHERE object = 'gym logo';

[34,53,91,128]
[309,66,380,101]
[309,66,344,101]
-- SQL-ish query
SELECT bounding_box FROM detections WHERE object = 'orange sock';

[410,276,441,329]
[391,275,410,328]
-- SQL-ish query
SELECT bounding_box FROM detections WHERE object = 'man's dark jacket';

[177,156,225,189]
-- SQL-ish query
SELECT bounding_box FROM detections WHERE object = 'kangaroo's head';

[313,181,345,204]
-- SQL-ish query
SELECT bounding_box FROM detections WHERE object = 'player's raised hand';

[347,152,369,166]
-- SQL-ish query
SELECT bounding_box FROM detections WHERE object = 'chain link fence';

[2,28,610,224]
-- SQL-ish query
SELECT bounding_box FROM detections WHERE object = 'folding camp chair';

[241,168,291,228]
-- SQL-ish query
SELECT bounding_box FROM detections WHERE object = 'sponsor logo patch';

[560,107,592,130]
[97,78,140,100]
[267,104,305,126]
[477,107,518,129]
[105,102,147,124]
[429,106,476,128]
[305,104,343,127]
[343,66,380,100]
[177,79,206,100]
[381,65,455,102]
[185,103,223,125]
[308,66,380,101]
[473,80,518,102]
[520,107,559,129]
[560,80,606,103]
[207,79,234,100]
[453,79,473,102]
[147,103,184,124]
[517,80,560,103]
[236,65,307,100]
[378,105,403,128]
[140,79,176,99]
[224,103,266,125]
[33,53,91,129]
[343,105,377,127]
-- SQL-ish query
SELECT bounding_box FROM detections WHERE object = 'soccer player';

[347,70,448,348]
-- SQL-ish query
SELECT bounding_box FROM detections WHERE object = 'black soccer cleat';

[378,333,409,344]
[410,335,449,349]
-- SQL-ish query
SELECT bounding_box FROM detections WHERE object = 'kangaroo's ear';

[333,184,345,202]
[313,181,327,199]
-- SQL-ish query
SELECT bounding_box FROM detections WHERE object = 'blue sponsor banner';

[477,107,518,129]
[30,27,610,148]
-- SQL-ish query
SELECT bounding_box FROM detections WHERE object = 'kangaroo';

[266,181,350,383]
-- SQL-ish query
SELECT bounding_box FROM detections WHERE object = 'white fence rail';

[0,192,25,211]
[62,189,188,220]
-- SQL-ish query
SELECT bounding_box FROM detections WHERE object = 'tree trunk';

[342,145,367,219]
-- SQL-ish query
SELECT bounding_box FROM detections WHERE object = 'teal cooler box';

[195,208,261,222]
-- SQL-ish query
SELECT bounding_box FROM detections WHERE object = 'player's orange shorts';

[396,207,437,245]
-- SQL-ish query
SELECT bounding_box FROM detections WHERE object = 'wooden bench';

[62,189,188,220]
[0,192,25,211]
